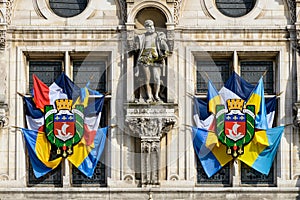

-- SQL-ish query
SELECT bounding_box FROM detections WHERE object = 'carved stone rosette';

[125,103,176,186]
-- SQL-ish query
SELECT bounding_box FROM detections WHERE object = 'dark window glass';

[196,158,231,185]
[49,0,88,18]
[71,156,106,186]
[73,61,106,93]
[196,60,230,93]
[29,61,62,93]
[27,145,63,186]
[241,61,274,94]
[216,0,256,18]
[241,162,275,185]
[71,99,107,186]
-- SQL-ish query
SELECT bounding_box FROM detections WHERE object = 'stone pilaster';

[125,103,176,186]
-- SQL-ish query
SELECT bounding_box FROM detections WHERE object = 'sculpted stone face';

[144,20,155,34]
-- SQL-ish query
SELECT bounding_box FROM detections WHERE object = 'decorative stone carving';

[118,0,127,24]
[6,0,14,25]
[168,174,180,181]
[126,30,135,53]
[0,30,6,51]
[127,117,174,138]
[288,0,296,24]
[293,102,300,127]
[123,174,135,184]
[0,101,8,128]
[126,104,177,186]
[174,0,182,25]
[167,30,175,53]
[0,174,9,181]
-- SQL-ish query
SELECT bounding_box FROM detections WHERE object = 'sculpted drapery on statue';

[134,20,169,103]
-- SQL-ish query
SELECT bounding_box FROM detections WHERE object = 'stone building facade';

[0,0,300,199]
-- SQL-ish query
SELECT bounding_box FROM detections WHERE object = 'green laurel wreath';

[216,104,255,157]
[44,104,84,148]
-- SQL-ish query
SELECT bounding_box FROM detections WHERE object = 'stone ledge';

[0,187,299,200]
[0,187,299,193]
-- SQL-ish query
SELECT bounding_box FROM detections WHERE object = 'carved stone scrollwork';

[127,117,175,138]
[293,102,300,127]
[174,0,182,25]
[6,0,14,25]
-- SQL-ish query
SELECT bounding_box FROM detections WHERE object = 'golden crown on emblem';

[226,99,244,111]
[55,99,73,111]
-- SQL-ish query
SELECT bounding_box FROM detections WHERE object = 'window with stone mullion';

[28,61,63,93]
[71,60,107,186]
[240,60,275,185]
[195,59,232,184]
[27,61,63,186]
[196,60,231,93]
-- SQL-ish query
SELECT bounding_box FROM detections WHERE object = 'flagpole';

[276,91,283,98]
[17,92,25,97]
[262,70,268,77]
[183,124,193,128]
[186,92,194,98]
[203,71,210,81]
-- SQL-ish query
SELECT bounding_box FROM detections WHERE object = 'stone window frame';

[34,0,96,21]
[186,46,283,186]
[48,0,89,18]
[201,0,266,20]
[15,46,116,187]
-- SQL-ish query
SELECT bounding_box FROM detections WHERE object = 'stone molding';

[202,0,266,21]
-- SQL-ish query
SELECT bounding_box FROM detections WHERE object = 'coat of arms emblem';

[216,99,255,158]
[45,99,84,157]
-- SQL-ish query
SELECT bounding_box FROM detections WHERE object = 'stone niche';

[125,0,176,187]
[125,103,177,186]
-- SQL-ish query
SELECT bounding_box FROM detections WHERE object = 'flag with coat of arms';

[21,73,107,178]
[192,72,284,178]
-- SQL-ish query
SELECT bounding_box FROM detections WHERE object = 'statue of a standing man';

[134,20,169,103]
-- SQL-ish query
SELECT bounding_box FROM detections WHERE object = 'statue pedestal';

[125,103,177,186]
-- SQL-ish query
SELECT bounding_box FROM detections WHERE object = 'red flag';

[33,74,50,111]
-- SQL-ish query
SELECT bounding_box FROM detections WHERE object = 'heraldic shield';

[216,99,255,158]
[45,99,84,158]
